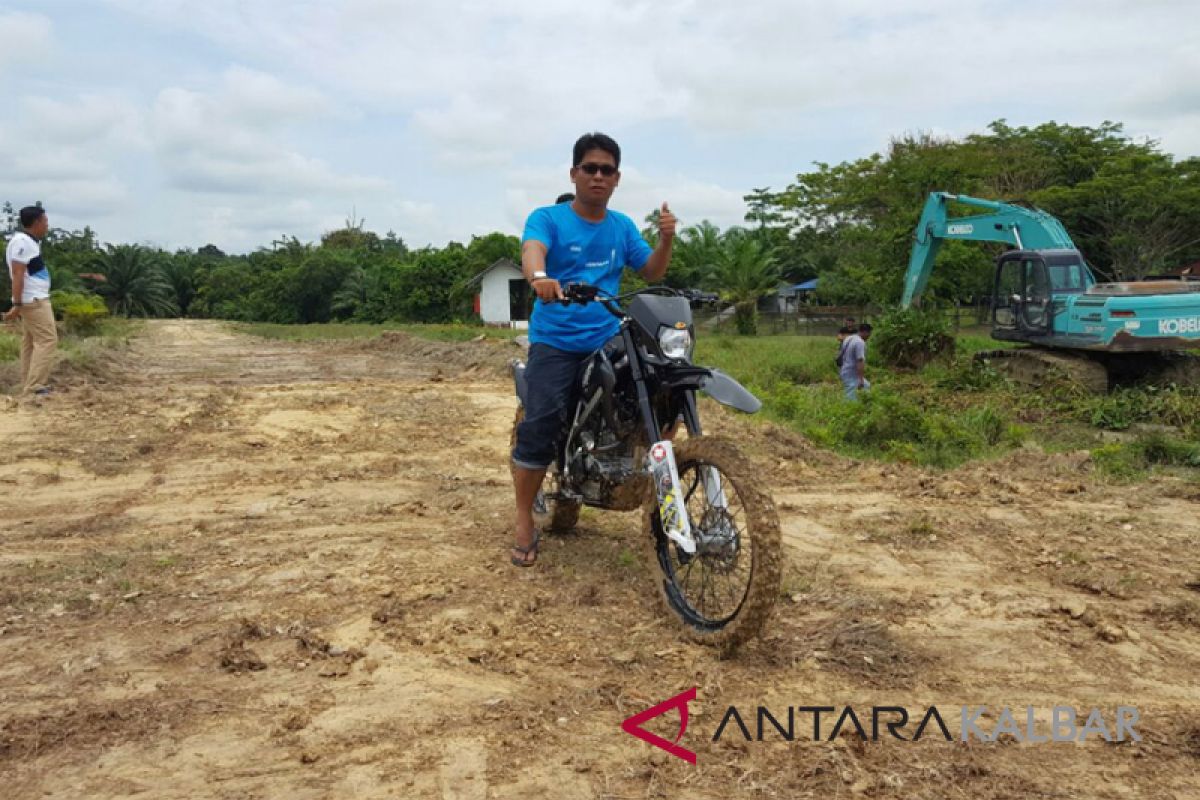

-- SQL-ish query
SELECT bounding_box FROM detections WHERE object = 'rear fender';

[510,359,529,407]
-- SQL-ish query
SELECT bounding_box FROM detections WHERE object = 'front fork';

[635,354,728,554]
[680,391,729,513]
[647,440,695,554]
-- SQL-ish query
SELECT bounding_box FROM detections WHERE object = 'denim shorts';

[511,343,593,470]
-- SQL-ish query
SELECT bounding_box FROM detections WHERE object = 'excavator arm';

[901,192,1078,307]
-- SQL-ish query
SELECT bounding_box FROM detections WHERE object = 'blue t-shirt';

[522,203,653,353]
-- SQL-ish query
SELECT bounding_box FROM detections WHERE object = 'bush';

[759,383,1024,469]
[1093,433,1200,481]
[1082,386,1200,434]
[838,391,927,447]
[771,362,825,385]
[1086,388,1148,431]
[1092,443,1145,481]
[0,333,18,362]
[53,291,109,336]
[965,405,1008,446]
[933,359,1004,391]
[871,307,955,369]
[1138,432,1200,467]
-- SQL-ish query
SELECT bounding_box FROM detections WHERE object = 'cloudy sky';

[1,1,1197,253]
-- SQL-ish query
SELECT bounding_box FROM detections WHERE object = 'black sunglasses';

[577,162,618,177]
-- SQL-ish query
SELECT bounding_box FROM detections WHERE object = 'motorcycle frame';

[556,313,704,507]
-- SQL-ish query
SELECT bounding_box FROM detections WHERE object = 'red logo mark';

[651,444,667,462]
[620,687,697,764]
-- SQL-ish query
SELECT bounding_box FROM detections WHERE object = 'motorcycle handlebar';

[559,283,603,305]
[558,283,683,306]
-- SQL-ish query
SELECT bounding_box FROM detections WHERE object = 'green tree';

[161,252,199,316]
[669,220,724,289]
[751,119,1191,305]
[714,230,780,335]
[1036,153,1200,280]
[191,256,257,320]
[90,245,178,318]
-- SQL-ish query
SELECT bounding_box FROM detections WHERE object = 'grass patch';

[1093,432,1200,482]
[0,332,18,362]
[696,330,1197,470]
[2,318,139,395]
[616,547,639,569]
[864,516,941,547]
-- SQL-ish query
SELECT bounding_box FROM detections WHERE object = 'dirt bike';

[510,283,781,649]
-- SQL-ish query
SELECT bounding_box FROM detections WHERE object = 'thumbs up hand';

[657,201,677,240]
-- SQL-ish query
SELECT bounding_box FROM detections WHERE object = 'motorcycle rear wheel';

[509,408,581,533]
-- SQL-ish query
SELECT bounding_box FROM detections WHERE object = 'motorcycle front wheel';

[643,435,781,650]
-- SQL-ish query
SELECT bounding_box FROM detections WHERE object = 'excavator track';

[974,348,1110,393]
[1144,354,1200,388]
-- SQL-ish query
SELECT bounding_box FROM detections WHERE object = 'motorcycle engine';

[569,427,637,503]
[570,381,644,502]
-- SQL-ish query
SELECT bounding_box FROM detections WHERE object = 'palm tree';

[90,245,178,318]
[161,255,197,316]
[714,230,780,335]
[331,266,367,319]
[672,220,724,289]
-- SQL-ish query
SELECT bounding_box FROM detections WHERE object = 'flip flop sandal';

[508,534,542,566]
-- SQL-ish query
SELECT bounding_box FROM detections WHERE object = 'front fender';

[699,368,761,413]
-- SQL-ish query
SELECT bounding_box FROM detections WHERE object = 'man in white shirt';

[4,206,57,395]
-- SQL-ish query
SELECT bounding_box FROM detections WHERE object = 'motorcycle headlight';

[658,327,693,360]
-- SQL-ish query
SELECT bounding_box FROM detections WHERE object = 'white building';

[468,258,530,328]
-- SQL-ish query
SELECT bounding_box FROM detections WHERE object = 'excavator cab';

[993,252,1052,339]
[906,192,1200,392]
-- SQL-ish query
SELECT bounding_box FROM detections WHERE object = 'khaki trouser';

[18,298,58,393]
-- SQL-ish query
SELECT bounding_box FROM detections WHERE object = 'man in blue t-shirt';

[509,132,676,566]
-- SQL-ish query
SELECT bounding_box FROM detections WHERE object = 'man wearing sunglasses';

[509,132,677,566]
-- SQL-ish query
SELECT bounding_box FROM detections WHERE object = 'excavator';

[901,192,1200,391]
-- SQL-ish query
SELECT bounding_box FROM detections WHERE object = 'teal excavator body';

[902,192,1200,356]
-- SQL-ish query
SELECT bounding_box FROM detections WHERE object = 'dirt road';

[1,320,1198,798]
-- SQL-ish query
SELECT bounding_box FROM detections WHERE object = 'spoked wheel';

[509,408,581,533]
[643,435,781,650]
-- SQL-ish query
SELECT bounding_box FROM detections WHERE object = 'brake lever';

[560,283,599,306]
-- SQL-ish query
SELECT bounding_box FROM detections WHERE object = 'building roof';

[465,257,521,288]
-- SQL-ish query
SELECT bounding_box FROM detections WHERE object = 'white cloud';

[3,177,128,223]
[6,0,1197,251]
[148,68,387,196]
[20,93,149,149]
[0,11,52,75]
[101,0,1200,167]
[219,65,336,124]
[0,89,139,226]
